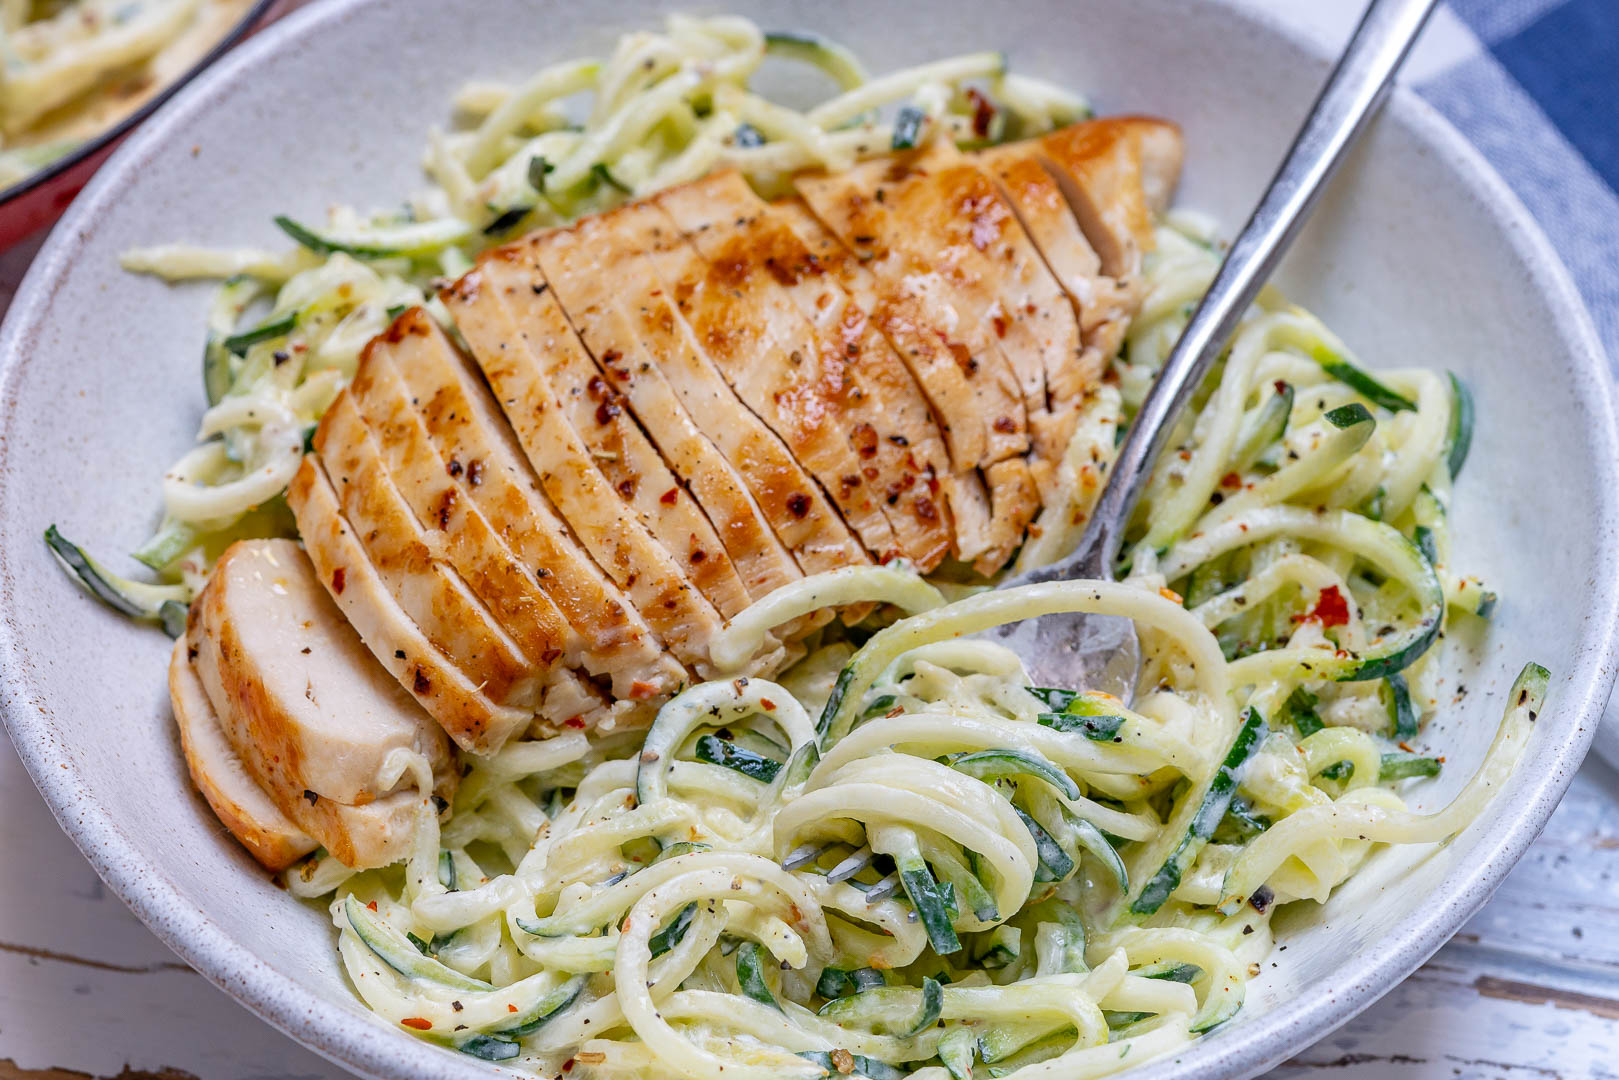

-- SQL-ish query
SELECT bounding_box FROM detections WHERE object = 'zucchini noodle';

[280,214,1535,1078]
[57,14,1532,1077]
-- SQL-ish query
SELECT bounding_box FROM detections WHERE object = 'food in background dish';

[0,0,256,189]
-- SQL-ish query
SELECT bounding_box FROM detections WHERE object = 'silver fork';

[989,0,1438,694]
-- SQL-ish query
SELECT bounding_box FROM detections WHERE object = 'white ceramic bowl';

[2,1,1615,1077]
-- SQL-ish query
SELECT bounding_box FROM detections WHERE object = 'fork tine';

[827,846,876,884]
[863,874,901,904]
[782,841,831,871]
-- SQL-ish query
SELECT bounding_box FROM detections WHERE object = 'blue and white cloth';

[1401,0,1619,764]
[1420,0,1619,367]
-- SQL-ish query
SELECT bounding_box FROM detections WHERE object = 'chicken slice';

[772,196,1000,565]
[314,390,543,715]
[288,455,531,753]
[186,538,456,868]
[654,172,952,571]
[530,217,808,607]
[459,250,754,621]
[1035,116,1184,293]
[570,201,870,580]
[795,152,1032,468]
[172,636,429,871]
[325,388,578,668]
[885,140,1080,477]
[651,211,897,559]
[169,637,316,871]
[443,259,783,674]
[984,456,1041,564]
[974,140,1135,445]
[321,390,629,739]
[375,312,700,685]
[973,141,1136,335]
[350,321,686,698]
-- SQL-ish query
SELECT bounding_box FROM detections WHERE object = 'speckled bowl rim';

[2,1,1616,1078]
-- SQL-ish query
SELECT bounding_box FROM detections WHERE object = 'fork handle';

[1041,0,1438,583]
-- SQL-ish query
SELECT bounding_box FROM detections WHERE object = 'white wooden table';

[3,3,1617,1077]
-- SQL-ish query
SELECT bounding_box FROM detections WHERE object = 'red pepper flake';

[993,415,1017,434]
[366,900,379,911]
[1398,741,1415,753]
[629,681,658,700]
[760,698,777,711]
[330,566,346,594]
[851,422,879,459]
[787,493,812,517]
[660,487,679,505]
[948,341,977,374]
[992,313,1008,338]
[465,459,484,487]
[1294,585,1351,628]
[564,715,587,729]
[617,477,638,499]
[400,1017,432,1031]
[595,399,621,424]
[413,668,432,695]
[967,87,996,138]
[1221,472,1243,490]
[507,1004,518,1013]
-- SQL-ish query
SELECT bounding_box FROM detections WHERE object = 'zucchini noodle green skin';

[289,214,1533,1080]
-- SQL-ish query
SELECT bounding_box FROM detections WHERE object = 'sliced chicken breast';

[1035,116,1184,292]
[530,215,807,605]
[645,180,896,558]
[288,455,532,752]
[314,392,543,714]
[772,196,1000,565]
[170,637,316,871]
[174,635,428,870]
[186,538,457,868]
[653,172,953,571]
[327,386,572,662]
[794,152,1033,469]
[887,140,1077,467]
[375,313,702,682]
[446,257,758,630]
[190,537,455,804]
[320,390,631,736]
[973,141,1135,336]
[572,201,870,580]
[442,272,788,676]
[984,457,1042,568]
[350,317,687,696]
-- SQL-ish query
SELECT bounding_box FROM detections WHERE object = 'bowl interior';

[1,1,1614,1078]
